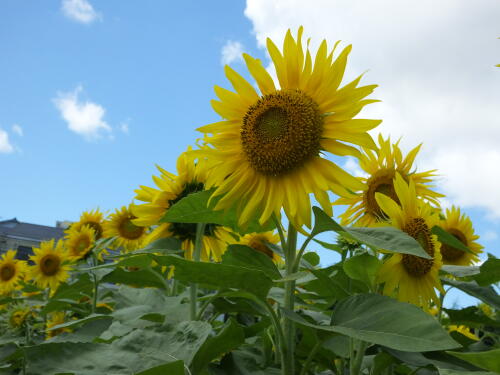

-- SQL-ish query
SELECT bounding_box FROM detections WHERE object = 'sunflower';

[336,134,443,226]
[9,307,30,329]
[103,205,148,252]
[0,250,26,294]
[132,149,234,261]
[239,231,282,264]
[30,240,71,290]
[197,27,380,229]
[375,173,444,307]
[438,206,483,266]
[65,225,96,260]
[67,209,105,240]
[46,312,70,339]
[448,325,479,341]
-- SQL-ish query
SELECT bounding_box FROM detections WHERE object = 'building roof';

[0,218,64,242]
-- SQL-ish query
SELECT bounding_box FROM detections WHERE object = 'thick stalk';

[350,339,368,375]
[283,222,298,375]
[189,223,206,320]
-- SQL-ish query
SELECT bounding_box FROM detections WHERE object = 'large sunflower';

[375,173,444,307]
[30,240,71,290]
[336,134,443,226]
[65,225,96,260]
[197,27,380,229]
[439,206,483,266]
[132,149,234,261]
[239,231,282,264]
[0,250,26,294]
[67,209,105,240]
[103,205,148,252]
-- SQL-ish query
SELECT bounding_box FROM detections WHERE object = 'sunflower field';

[1,28,499,375]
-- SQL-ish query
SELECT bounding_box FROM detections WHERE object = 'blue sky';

[1,0,499,294]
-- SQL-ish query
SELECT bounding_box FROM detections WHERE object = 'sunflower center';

[248,237,274,259]
[0,264,15,281]
[85,222,103,239]
[364,169,399,219]
[402,217,434,277]
[40,254,61,276]
[441,229,467,262]
[168,181,218,241]
[241,89,323,176]
[119,218,145,240]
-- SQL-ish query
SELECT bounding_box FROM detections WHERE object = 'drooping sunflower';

[46,312,70,339]
[239,231,282,264]
[448,325,479,341]
[197,27,380,229]
[65,225,96,260]
[375,173,444,308]
[132,149,235,261]
[336,134,444,226]
[8,307,30,329]
[103,205,148,252]
[67,209,105,239]
[30,240,71,290]
[0,250,26,295]
[438,206,483,266]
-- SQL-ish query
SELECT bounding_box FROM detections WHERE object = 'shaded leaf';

[432,226,473,254]
[221,245,281,280]
[447,349,500,373]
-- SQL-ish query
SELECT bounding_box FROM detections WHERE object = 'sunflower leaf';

[432,225,474,254]
[311,207,431,259]
[447,349,500,373]
[474,256,500,286]
[441,278,500,310]
[282,293,459,352]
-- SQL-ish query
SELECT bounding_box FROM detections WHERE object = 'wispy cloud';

[12,124,23,137]
[53,85,111,141]
[221,40,244,65]
[119,122,129,134]
[482,230,498,241]
[61,0,101,24]
[0,128,14,153]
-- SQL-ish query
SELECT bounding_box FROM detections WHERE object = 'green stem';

[299,340,322,375]
[350,339,368,375]
[91,255,99,314]
[190,223,206,320]
[292,234,314,272]
[283,222,298,375]
[272,213,287,251]
[259,299,286,369]
[438,287,450,323]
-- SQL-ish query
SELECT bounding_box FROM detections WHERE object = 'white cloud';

[482,230,498,241]
[119,122,129,134]
[0,129,14,153]
[53,86,111,141]
[61,0,101,24]
[221,40,244,65]
[244,0,500,218]
[12,124,23,137]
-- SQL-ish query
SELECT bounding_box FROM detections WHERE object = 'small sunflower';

[9,307,30,329]
[336,134,443,226]
[0,250,27,294]
[30,240,71,290]
[375,173,444,308]
[103,205,148,252]
[46,312,70,339]
[239,231,282,264]
[132,149,234,261]
[197,27,380,229]
[65,225,96,260]
[67,209,105,239]
[439,206,483,266]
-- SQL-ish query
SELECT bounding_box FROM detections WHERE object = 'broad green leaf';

[153,255,273,298]
[221,244,281,280]
[444,306,500,328]
[134,361,185,375]
[442,278,500,310]
[303,251,320,266]
[48,314,110,331]
[160,189,273,234]
[432,226,473,254]
[438,369,496,375]
[48,319,113,344]
[26,321,211,374]
[101,267,166,289]
[447,349,500,373]
[282,294,458,352]
[441,265,480,278]
[191,318,245,373]
[113,237,183,258]
[42,273,94,314]
[313,238,345,254]
[311,207,431,258]
[474,256,500,286]
[343,253,382,287]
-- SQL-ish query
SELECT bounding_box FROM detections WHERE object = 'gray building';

[0,218,65,260]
